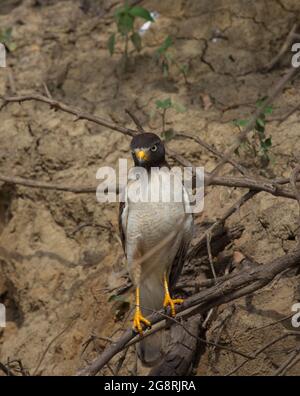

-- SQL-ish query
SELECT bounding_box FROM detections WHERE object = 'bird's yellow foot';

[163,292,184,317]
[132,308,151,335]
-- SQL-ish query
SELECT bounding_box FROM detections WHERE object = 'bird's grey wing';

[169,186,194,290]
[169,221,192,291]
[118,200,127,254]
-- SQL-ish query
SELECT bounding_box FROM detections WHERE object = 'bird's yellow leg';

[163,272,184,317]
[132,287,151,334]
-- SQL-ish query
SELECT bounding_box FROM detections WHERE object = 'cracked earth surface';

[0,0,300,375]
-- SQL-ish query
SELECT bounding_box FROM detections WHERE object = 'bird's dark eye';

[151,145,158,152]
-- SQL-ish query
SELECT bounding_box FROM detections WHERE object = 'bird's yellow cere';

[136,150,147,161]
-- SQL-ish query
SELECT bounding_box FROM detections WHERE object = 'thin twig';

[271,103,300,125]
[273,347,300,376]
[114,347,129,376]
[0,362,15,376]
[33,314,79,375]
[264,24,298,71]
[0,94,137,137]
[249,313,294,332]
[133,303,251,360]
[125,109,145,133]
[175,131,248,176]
[226,331,300,376]
[209,66,300,180]
[0,172,295,200]
[206,233,217,281]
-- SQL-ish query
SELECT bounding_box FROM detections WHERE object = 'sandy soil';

[0,0,299,375]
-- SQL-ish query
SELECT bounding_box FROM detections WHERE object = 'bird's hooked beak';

[135,149,148,162]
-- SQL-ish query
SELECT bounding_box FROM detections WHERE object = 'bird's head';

[130,133,166,169]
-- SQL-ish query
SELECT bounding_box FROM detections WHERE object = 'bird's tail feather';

[137,274,164,366]
[136,332,163,367]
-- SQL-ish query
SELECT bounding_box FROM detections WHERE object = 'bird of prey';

[119,132,193,366]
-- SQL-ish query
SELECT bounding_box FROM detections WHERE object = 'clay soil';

[0,0,300,376]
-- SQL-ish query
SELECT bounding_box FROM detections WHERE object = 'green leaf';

[114,5,126,18]
[157,35,173,54]
[263,105,273,115]
[162,129,175,142]
[256,96,268,108]
[156,98,172,110]
[107,33,116,56]
[129,6,154,21]
[131,32,142,52]
[172,101,187,113]
[163,35,173,49]
[233,119,248,127]
[256,118,265,134]
[164,52,173,62]
[180,63,189,75]
[2,27,12,42]
[256,118,265,128]
[255,123,265,134]
[7,42,16,52]
[0,27,15,51]
[117,13,134,35]
[264,137,272,148]
[265,136,272,148]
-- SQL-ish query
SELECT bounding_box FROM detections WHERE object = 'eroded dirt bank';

[0,0,300,375]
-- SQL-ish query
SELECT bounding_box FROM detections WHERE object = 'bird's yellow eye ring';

[151,145,158,152]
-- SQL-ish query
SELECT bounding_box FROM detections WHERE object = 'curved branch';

[76,246,300,375]
[0,173,296,200]
[0,94,137,137]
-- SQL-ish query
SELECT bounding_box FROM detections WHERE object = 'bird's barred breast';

[126,202,187,280]
[126,201,185,249]
[124,168,192,273]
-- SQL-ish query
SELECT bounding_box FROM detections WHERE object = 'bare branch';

[33,314,79,375]
[0,173,96,194]
[0,362,15,376]
[175,131,248,176]
[0,172,296,200]
[264,24,298,71]
[0,94,137,137]
[226,331,300,376]
[209,66,300,179]
[273,347,300,376]
[125,109,145,133]
[76,246,300,375]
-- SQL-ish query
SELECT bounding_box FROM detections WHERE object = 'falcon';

[119,132,193,365]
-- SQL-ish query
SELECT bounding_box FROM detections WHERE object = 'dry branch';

[209,66,300,179]
[227,332,300,376]
[0,94,137,137]
[265,24,298,71]
[1,87,298,200]
[175,131,248,176]
[273,346,300,376]
[0,54,299,378]
[0,362,15,376]
[0,174,96,194]
[0,171,297,201]
[0,93,247,174]
[76,246,300,375]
